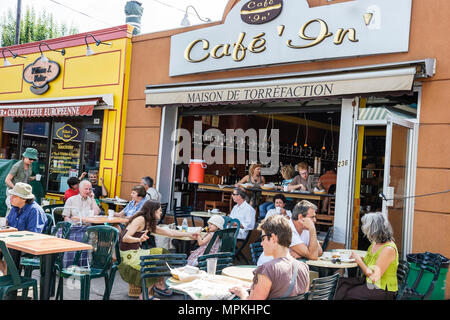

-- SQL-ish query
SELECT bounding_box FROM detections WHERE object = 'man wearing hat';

[4,147,39,215]
[0,182,47,275]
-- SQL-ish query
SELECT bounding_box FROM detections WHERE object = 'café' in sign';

[170,0,412,76]
[23,56,61,95]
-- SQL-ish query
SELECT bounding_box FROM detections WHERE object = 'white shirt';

[265,208,292,219]
[145,188,161,202]
[257,218,310,266]
[229,201,256,240]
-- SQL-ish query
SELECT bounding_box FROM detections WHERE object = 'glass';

[207,258,217,275]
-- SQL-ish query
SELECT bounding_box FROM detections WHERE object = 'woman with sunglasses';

[229,215,310,300]
[4,147,39,216]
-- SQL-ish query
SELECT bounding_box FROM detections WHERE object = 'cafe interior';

[171,92,418,247]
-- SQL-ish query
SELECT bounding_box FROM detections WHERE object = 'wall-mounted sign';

[23,56,60,95]
[56,124,79,142]
[240,0,283,25]
[170,0,412,76]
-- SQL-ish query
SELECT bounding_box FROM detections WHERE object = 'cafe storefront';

[125,0,449,296]
[0,25,133,210]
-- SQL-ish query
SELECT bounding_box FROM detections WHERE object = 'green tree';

[1,6,78,46]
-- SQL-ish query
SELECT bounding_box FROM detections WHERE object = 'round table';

[190,211,227,227]
[221,265,256,282]
[306,249,367,277]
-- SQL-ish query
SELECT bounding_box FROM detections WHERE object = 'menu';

[49,141,81,175]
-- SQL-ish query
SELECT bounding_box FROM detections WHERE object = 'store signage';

[0,105,94,118]
[170,0,412,76]
[56,124,79,142]
[146,68,415,106]
[23,56,60,95]
[240,0,283,25]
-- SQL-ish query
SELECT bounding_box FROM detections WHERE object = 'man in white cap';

[4,147,39,216]
[0,182,47,275]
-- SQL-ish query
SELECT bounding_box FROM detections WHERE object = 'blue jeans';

[259,202,274,219]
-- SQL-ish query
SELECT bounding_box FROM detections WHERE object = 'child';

[187,215,225,266]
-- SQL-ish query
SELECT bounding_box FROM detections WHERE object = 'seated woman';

[187,215,224,266]
[64,177,80,202]
[229,215,310,300]
[118,200,199,300]
[259,164,296,219]
[334,212,399,300]
[116,185,147,218]
[236,163,265,207]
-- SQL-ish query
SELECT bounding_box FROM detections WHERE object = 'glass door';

[382,117,414,258]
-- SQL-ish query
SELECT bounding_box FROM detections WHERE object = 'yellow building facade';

[0,25,133,206]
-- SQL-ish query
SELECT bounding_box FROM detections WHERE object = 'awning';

[0,94,114,118]
[145,59,435,108]
[358,105,416,121]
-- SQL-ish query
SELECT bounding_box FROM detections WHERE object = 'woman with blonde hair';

[236,163,265,207]
[334,212,399,300]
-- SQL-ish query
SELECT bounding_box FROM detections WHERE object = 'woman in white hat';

[187,214,225,266]
[0,182,47,275]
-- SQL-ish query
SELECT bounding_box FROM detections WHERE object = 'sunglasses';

[260,233,272,242]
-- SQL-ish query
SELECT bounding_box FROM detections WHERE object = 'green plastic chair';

[0,240,38,300]
[140,253,187,300]
[250,242,263,265]
[308,273,340,300]
[204,227,239,256]
[20,221,73,298]
[55,225,119,300]
[198,252,234,274]
[103,234,121,300]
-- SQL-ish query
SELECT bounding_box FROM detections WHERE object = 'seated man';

[62,180,101,268]
[0,183,47,274]
[63,180,101,222]
[88,170,108,199]
[288,162,315,192]
[257,200,322,265]
[140,176,161,202]
[229,188,256,240]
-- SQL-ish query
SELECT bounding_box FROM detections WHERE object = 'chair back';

[140,253,187,300]
[250,242,263,265]
[0,240,21,285]
[50,207,68,224]
[52,221,73,238]
[159,203,169,224]
[271,292,309,300]
[309,273,340,300]
[198,252,234,274]
[43,213,54,235]
[395,259,410,300]
[173,206,193,226]
[321,226,334,251]
[204,227,238,255]
[73,225,119,273]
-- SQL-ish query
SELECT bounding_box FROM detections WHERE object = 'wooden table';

[190,211,227,226]
[80,216,129,225]
[0,230,92,300]
[188,182,334,210]
[0,226,18,233]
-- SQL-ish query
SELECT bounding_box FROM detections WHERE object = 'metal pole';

[15,0,22,44]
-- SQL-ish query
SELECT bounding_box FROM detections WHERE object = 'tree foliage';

[1,6,78,46]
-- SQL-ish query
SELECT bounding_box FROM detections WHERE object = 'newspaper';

[168,275,251,300]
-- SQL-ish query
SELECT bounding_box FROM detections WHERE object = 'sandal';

[153,286,173,297]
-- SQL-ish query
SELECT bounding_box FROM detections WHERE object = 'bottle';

[181,218,188,232]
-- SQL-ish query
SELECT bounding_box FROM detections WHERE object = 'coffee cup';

[35,174,41,181]
[89,209,94,217]
[108,209,115,220]
[275,206,281,214]
[283,185,289,192]
[0,217,6,228]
